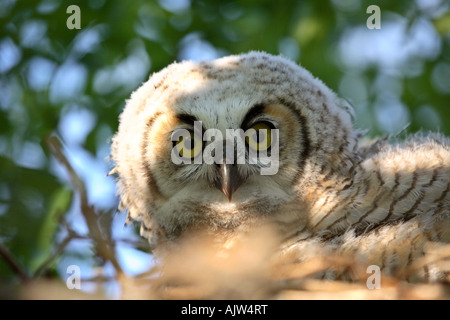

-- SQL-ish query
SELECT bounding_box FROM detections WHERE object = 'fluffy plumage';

[111,51,450,283]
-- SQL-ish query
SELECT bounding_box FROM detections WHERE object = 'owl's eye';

[173,131,203,159]
[246,122,274,152]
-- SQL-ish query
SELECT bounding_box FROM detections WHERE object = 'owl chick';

[111,51,449,282]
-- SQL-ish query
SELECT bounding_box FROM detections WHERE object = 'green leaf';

[30,187,73,272]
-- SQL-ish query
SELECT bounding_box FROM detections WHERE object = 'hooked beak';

[213,163,245,201]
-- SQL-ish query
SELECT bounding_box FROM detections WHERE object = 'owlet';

[111,52,450,282]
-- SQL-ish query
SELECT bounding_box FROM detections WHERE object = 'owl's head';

[111,51,358,248]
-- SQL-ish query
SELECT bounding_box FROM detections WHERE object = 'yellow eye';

[245,122,273,151]
[173,131,203,159]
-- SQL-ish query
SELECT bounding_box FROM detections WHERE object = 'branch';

[0,243,30,282]
[81,275,115,283]
[46,136,123,274]
[34,226,81,278]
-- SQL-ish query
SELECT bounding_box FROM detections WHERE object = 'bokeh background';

[0,0,449,299]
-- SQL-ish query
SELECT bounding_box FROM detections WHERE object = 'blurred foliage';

[0,0,448,296]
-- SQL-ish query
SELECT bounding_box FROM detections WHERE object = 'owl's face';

[112,52,357,248]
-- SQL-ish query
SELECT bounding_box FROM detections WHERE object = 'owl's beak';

[214,163,244,201]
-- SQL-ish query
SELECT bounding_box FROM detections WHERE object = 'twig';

[81,275,115,283]
[34,227,82,278]
[46,135,123,274]
[0,243,30,282]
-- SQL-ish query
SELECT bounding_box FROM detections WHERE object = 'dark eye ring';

[245,121,275,152]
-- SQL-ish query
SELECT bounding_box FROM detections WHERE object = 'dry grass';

[118,226,450,300]
[4,224,450,300]
[0,237,450,300]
